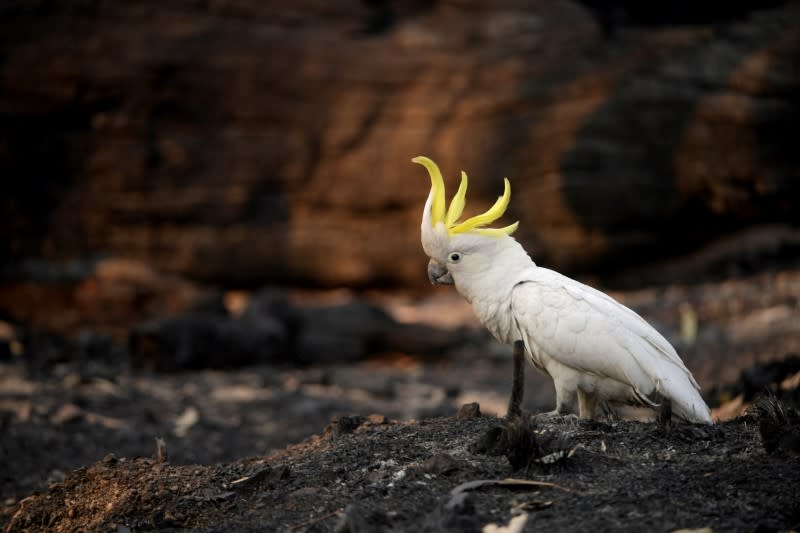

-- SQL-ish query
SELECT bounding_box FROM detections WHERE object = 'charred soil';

[4,410,800,532]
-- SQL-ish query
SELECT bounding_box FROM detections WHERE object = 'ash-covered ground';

[4,408,800,532]
[2,268,800,531]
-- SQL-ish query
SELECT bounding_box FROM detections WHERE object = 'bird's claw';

[533,411,579,423]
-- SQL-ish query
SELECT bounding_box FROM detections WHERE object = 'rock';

[330,416,367,438]
[127,286,466,370]
[366,414,389,425]
[380,323,466,359]
[295,302,393,364]
[2,3,799,288]
[422,454,462,476]
[456,402,482,420]
[130,312,291,371]
[126,287,294,371]
[241,288,299,331]
[296,299,466,364]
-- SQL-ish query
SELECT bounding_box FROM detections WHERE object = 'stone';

[331,416,367,438]
[422,454,462,476]
[366,414,388,425]
[294,302,393,364]
[455,402,481,420]
[130,312,291,371]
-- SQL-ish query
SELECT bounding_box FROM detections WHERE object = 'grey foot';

[533,410,579,422]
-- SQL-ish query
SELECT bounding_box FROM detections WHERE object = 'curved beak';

[427,259,454,285]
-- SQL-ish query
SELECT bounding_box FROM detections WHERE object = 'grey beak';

[427,259,454,285]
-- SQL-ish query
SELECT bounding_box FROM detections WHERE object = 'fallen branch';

[451,478,572,496]
[446,478,571,511]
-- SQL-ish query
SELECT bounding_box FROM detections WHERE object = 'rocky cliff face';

[2,1,799,288]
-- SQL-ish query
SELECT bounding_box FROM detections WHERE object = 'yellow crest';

[412,156,519,237]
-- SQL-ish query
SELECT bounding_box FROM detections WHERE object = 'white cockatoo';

[413,156,712,424]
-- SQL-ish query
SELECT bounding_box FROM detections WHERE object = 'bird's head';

[413,156,520,287]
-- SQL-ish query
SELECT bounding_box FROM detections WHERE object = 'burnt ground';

[2,269,800,531]
[4,412,800,532]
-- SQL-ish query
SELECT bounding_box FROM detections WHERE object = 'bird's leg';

[598,400,618,421]
[577,389,598,419]
[506,340,525,419]
[535,387,578,420]
[657,396,672,433]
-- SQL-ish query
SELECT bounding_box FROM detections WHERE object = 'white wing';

[510,267,710,422]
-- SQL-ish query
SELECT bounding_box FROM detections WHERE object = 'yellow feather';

[450,178,511,234]
[475,221,519,237]
[413,157,517,238]
[446,171,468,227]
[412,156,446,226]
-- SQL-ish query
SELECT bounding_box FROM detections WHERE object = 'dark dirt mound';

[2,270,800,531]
[5,410,799,532]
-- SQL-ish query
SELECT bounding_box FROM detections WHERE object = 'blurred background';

[1,0,800,514]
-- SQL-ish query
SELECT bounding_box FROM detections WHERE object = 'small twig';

[155,437,168,463]
[288,508,344,531]
[446,478,571,512]
[451,478,572,496]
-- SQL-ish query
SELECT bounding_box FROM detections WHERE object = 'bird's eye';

[449,252,462,263]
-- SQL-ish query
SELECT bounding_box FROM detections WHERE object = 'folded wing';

[510,267,711,423]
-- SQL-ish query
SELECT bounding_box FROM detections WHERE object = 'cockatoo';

[413,156,712,424]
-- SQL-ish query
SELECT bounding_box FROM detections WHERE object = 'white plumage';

[414,156,712,424]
